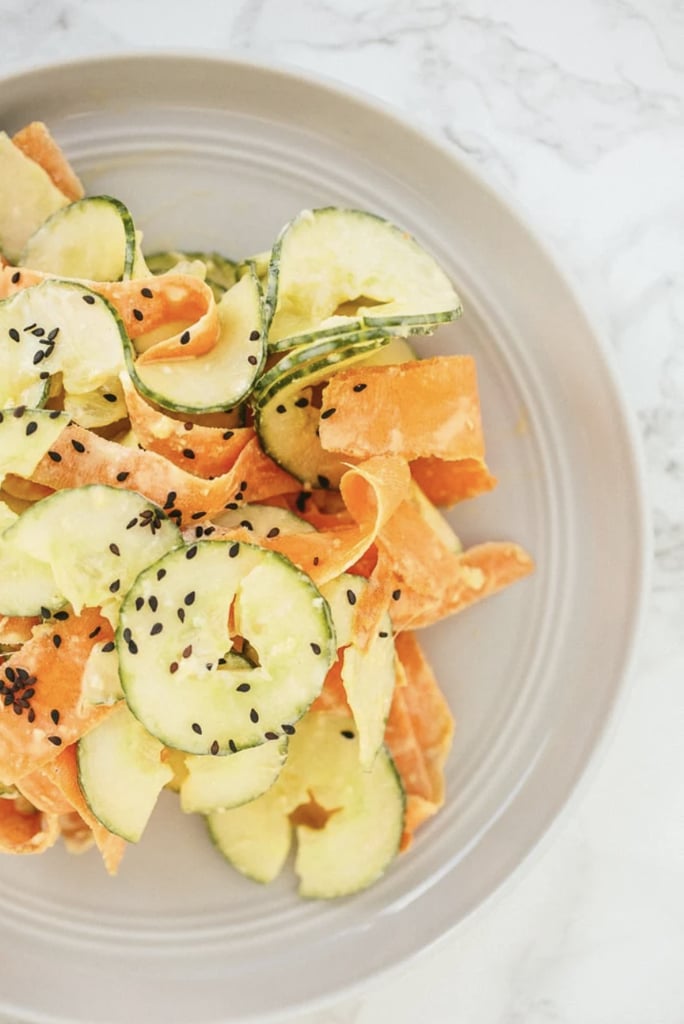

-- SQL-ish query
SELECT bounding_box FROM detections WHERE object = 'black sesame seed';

[32,350,45,365]
[346,588,357,606]
[25,421,38,436]
[109,542,121,557]
[53,610,69,621]
[392,588,402,601]
[149,596,158,612]
[47,327,60,341]
[229,738,238,753]
[47,735,62,746]
[71,439,86,453]
[222,430,234,440]
[182,644,193,659]
[295,491,311,513]
[210,740,220,755]
[8,328,20,342]
[103,392,118,403]
[240,519,253,530]
[23,324,36,332]
[47,449,62,463]
[186,545,198,560]
[157,568,167,581]
[182,448,195,459]
[50,709,60,725]
[294,397,309,408]
[228,543,240,558]
[236,683,251,692]
[249,708,259,724]
[266,526,280,539]
[82,294,96,305]
[192,722,202,735]
[177,608,186,622]
[102,641,115,653]
[128,640,139,655]
[320,407,336,419]
[52,634,62,648]
[150,623,163,636]
[190,511,206,520]
[281,723,295,735]
[169,662,179,674]
[224,501,239,510]
[317,475,330,489]
[141,287,154,299]
[135,596,145,611]
[310,642,321,655]
[264,731,279,741]
[234,491,244,502]
[353,383,367,392]
[247,354,258,366]
[40,606,51,619]
[13,405,26,418]
[132,308,144,322]
[32,327,45,337]
[313,556,320,566]
[276,404,286,414]
[11,271,20,284]
[184,591,196,606]
[126,518,138,530]
[4,667,15,683]
[180,331,190,345]
[27,708,36,723]
[49,409,61,419]
[89,626,102,639]
[249,330,260,341]
[109,579,121,593]
[378,630,389,638]
[116,471,130,482]
[123,627,132,643]
[341,729,355,739]
[39,370,50,380]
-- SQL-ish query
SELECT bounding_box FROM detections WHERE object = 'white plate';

[0,54,647,1024]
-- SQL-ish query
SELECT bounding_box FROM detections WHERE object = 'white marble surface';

[2,2,683,1022]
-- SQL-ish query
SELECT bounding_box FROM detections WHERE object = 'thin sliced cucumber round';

[118,540,335,755]
[0,406,69,488]
[208,711,405,897]
[0,131,70,263]
[0,280,127,408]
[211,503,315,539]
[4,484,182,621]
[180,735,288,814]
[253,334,391,488]
[21,196,137,282]
[77,703,173,842]
[264,207,462,348]
[127,269,265,414]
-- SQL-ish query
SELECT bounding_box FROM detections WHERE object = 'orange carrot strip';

[0,608,115,785]
[31,424,297,525]
[12,122,84,202]
[122,374,254,478]
[16,769,73,816]
[411,456,497,506]
[0,795,60,854]
[319,356,485,462]
[0,615,39,645]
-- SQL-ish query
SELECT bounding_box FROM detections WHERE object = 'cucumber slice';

[264,208,462,348]
[359,336,416,366]
[253,334,391,488]
[63,378,127,429]
[118,540,335,755]
[79,639,124,707]
[4,484,182,621]
[0,524,63,617]
[146,249,237,301]
[0,280,127,407]
[21,196,137,282]
[127,269,266,414]
[0,132,70,263]
[208,711,405,897]
[320,574,396,768]
[180,735,288,814]
[77,703,173,842]
[211,503,315,539]
[235,251,270,286]
[0,407,69,488]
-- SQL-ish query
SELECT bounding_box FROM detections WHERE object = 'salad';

[0,122,533,898]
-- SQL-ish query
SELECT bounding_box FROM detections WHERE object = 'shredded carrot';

[12,122,84,202]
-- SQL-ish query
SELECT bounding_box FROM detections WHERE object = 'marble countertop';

[2,2,683,1022]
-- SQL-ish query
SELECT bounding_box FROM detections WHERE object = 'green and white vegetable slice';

[21,196,137,281]
[146,249,237,301]
[79,638,124,707]
[264,207,462,349]
[127,269,266,414]
[0,407,69,488]
[253,332,391,488]
[118,540,335,755]
[77,702,173,842]
[207,711,405,897]
[211,502,315,539]
[0,280,127,408]
[180,735,288,814]
[0,132,70,263]
[1,485,181,621]
[320,574,396,769]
